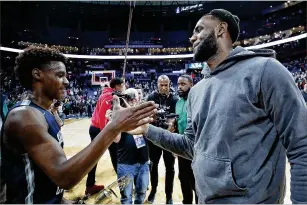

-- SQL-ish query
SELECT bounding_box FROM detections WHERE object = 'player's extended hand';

[109,95,157,132]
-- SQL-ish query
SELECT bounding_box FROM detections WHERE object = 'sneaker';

[147,192,156,204]
[166,198,173,204]
[85,184,105,195]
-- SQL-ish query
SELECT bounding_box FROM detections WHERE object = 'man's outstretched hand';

[109,95,157,132]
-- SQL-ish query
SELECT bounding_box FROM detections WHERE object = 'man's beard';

[193,30,218,62]
[178,88,190,98]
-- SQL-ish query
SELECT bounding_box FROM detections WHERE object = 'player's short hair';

[14,46,67,89]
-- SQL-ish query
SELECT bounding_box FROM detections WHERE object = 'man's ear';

[216,22,228,37]
[32,68,43,81]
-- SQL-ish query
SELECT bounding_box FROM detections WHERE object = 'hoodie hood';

[201,46,276,76]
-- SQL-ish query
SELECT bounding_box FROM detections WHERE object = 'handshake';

[105,95,158,136]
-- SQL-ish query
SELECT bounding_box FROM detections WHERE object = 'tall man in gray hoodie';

[130,9,307,204]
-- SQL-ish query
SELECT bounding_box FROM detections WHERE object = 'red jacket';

[91,87,113,130]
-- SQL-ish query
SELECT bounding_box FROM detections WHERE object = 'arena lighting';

[245,33,306,49]
[1,33,306,59]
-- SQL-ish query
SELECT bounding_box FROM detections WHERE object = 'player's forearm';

[145,125,194,160]
[56,123,120,189]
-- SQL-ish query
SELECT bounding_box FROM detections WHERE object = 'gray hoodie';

[145,46,307,203]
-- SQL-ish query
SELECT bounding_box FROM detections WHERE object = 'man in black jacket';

[146,75,178,204]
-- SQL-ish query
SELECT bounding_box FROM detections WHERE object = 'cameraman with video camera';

[146,75,178,204]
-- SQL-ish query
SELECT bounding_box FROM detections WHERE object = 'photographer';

[108,88,150,204]
[146,75,178,204]
[86,78,124,195]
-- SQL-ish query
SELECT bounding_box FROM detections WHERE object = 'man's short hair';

[124,88,139,101]
[179,75,193,84]
[14,46,67,90]
[109,78,124,89]
[205,9,240,43]
[158,75,170,82]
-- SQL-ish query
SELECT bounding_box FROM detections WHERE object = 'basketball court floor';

[62,118,292,204]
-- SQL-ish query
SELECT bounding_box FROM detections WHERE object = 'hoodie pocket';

[192,153,247,203]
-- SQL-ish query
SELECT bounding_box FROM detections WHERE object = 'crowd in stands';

[284,57,307,90]
[259,6,304,36]
[1,53,306,120]
[1,67,100,119]
[239,5,305,39]
[16,26,306,56]
[61,77,99,118]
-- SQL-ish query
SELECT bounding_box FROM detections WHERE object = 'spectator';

[111,88,150,204]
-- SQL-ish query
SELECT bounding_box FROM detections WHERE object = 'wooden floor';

[62,118,291,204]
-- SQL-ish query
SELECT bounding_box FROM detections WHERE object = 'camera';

[154,107,179,129]
[111,91,132,108]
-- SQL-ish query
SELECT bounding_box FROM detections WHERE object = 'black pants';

[108,142,118,173]
[178,157,198,204]
[148,141,175,199]
[86,126,118,187]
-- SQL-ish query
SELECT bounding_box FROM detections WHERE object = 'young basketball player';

[0,46,156,203]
